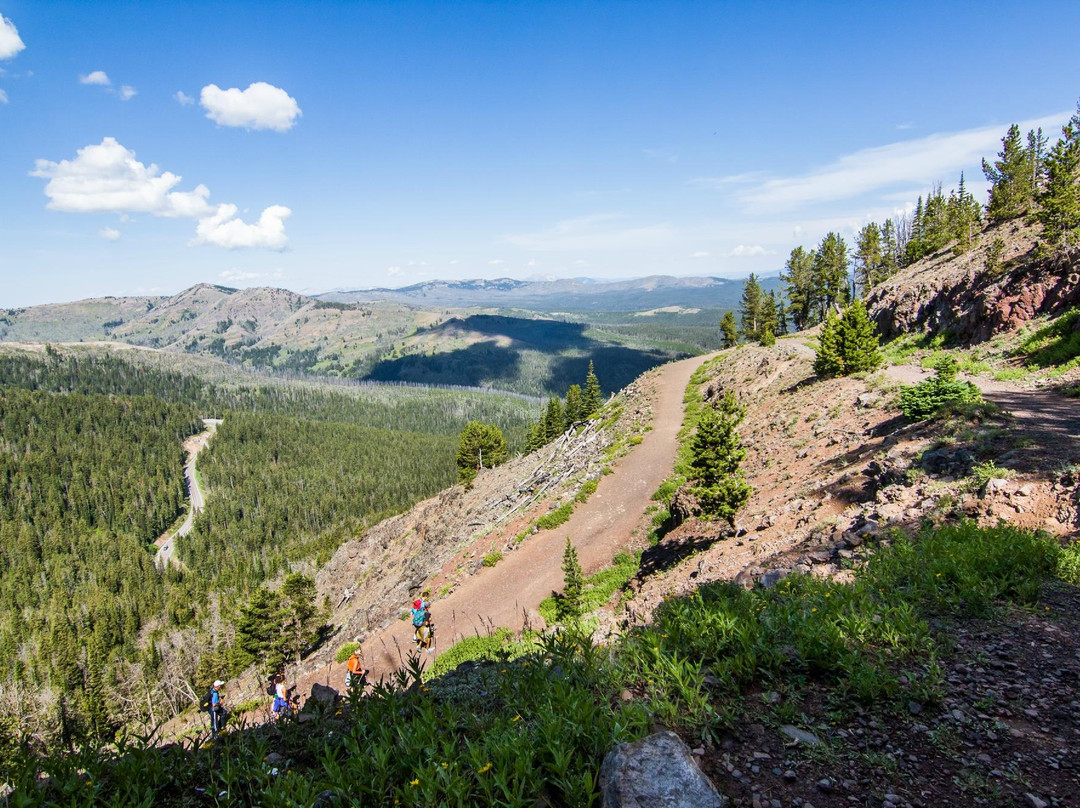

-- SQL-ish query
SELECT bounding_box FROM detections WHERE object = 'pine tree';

[542,397,565,441]
[581,361,603,418]
[556,537,584,622]
[234,586,286,675]
[688,391,752,526]
[280,573,321,663]
[812,232,850,322]
[854,223,883,292]
[781,246,815,331]
[739,273,763,341]
[720,311,739,348]
[1039,101,1080,250]
[983,124,1031,222]
[456,421,509,484]
[564,384,583,425]
[758,291,778,340]
[879,219,900,280]
[769,291,787,335]
[813,310,844,378]
[836,299,882,374]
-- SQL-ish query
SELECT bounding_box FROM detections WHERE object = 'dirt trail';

[299,354,710,692]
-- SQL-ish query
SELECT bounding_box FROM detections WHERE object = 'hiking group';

[412,598,435,652]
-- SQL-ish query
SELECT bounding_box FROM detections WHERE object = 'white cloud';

[79,70,110,85]
[31,138,214,217]
[98,227,121,241]
[32,138,289,250]
[0,14,25,60]
[119,84,137,101]
[200,82,301,132]
[488,259,505,265]
[175,90,195,106]
[219,269,268,282]
[386,266,402,276]
[192,203,291,249]
[728,244,768,257]
[0,88,7,104]
[505,214,674,251]
[690,251,710,259]
[738,112,1070,212]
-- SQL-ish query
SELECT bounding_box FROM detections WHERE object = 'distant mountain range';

[317,274,780,312]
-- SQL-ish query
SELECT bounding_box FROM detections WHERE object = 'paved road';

[155,419,222,569]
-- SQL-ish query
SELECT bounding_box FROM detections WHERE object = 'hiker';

[412,599,435,652]
[200,680,226,734]
[272,673,291,718]
[345,647,368,691]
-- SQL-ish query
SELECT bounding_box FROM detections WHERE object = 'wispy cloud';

[175,90,195,106]
[119,84,137,101]
[690,251,710,259]
[504,214,674,251]
[736,112,1069,212]
[98,227,121,241]
[0,88,7,104]
[728,244,769,257]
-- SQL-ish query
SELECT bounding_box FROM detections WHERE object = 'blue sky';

[1,1,1078,307]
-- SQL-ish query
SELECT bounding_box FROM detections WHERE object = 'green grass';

[482,551,503,567]
[334,642,361,663]
[4,522,1063,805]
[538,551,641,624]
[1014,307,1080,370]
[535,502,574,531]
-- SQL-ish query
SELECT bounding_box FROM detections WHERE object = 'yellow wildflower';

[477,762,493,775]
[410,779,419,787]
[512,714,521,722]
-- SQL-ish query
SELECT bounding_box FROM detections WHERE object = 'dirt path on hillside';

[298,354,710,693]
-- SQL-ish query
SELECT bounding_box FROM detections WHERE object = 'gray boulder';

[600,730,726,808]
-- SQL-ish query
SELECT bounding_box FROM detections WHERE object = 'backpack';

[199,689,212,710]
[265,678,276,697]
[411,606,427,627]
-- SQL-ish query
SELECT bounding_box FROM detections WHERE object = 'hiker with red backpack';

[411,598,435,652]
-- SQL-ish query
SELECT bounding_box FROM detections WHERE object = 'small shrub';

[536,502,574,530]
[575,479,598,503]
[1058,541,1080,586]
[898,356,982,419]
[482,551,503,567]
[968,460,1010,493]
[335,642,360,663]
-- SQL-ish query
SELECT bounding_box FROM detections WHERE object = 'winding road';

[155,418,222,569]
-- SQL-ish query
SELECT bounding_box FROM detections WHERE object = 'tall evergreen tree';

[542,396,565,441]
[688,391,752,526]
[581,361,603,418]
[456,421,509,484]
[720,311,739,348]
[556,537,584,622]
[768,291,787,335]
[739,273,764,341]
[781,246,815,331]
[563,384,583,425]
[879,218,900,280]
[280,573,322,663]
[854,223,883,292]
[1039,101,1080,249]
[983,124,1032,222]
[812,232,850,321]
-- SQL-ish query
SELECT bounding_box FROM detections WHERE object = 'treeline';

[737,97,1080,341]
[0,348,536,441]
[180,411,458,591]
[0,387,200,740]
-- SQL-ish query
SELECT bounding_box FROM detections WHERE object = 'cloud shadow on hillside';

[365,314,678,396]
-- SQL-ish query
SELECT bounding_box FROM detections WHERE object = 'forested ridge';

[0,347,537,745]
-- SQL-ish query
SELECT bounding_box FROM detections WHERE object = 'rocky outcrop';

[866,220,1080,343]
[600,731,727,808]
